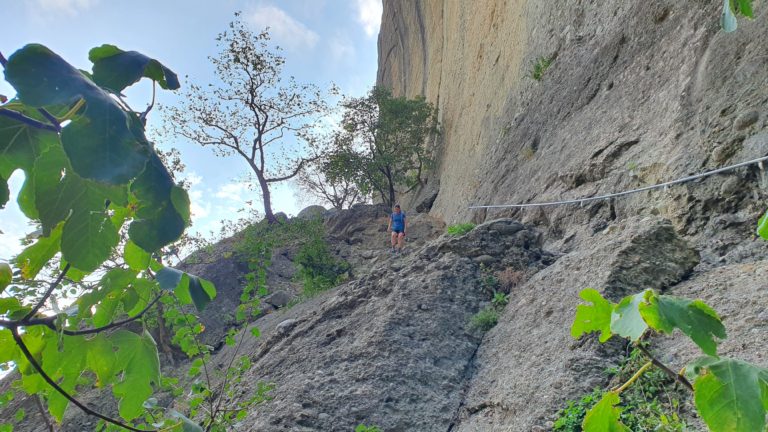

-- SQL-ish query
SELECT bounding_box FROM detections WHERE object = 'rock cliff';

[378,0,768,234]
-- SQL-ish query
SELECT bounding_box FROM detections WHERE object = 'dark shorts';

[392,229,404,234]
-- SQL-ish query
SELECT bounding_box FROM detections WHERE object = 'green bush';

[553,348,687,431]
[295,235,350,296]
[531,56,553,81]
[470,306,499,331]
[355,425,382,432]
[447,223,476,236]
[234,218,349,305]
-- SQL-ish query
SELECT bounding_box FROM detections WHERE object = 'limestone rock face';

[451,218,699,431]
[379,0,768,238]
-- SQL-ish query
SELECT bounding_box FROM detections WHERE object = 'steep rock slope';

[236,219,555,431]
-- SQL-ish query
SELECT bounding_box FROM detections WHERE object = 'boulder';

[297,205,326,220]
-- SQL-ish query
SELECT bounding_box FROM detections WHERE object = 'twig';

[637,344,693,391]
[140,81,156,124]
[63,294,163,336]
[11,327,156,432]
[34,394,56,432]
[612,361,653,394]
[22,264,70,321]
[209,325,249,431]
[0,109,59,132]
[0,51,7,67]
[36,108,61,132]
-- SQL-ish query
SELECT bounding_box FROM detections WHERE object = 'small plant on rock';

[355,424,382,432]
[530,56,553,81]
[470,306,499,332]
[491,291,509,307]
[447,223,476,236]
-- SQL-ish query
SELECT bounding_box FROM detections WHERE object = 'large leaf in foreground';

[571,288,613,342]
[4,43,149,184]
[582,392,630,431]
[89,44,180,92]
[128,153,187,251]
[610,291,649,341]
[156,267,216,311]
[690,356,768,432]
[639,292,726,356]
[109,330,160,421]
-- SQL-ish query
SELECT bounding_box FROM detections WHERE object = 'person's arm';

[403,215,407,235]
[387,215,392,232]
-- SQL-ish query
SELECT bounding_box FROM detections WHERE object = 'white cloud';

[34,0,99,16]
[355,0,382,37]
[215,181,252,202]
[246,5,319,50]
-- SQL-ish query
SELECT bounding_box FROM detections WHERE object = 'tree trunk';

[257,175,277,224]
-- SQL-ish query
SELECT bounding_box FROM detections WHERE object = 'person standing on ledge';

[388,204,407,253]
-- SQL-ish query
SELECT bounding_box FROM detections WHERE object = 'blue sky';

[0,0,381,259]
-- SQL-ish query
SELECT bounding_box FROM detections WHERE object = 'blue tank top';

[391,212,406,230]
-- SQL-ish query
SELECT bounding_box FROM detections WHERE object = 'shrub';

[492,291,509,307]
[497,268,525,293]
[470,306,499,331]
[531,56,553,81]
[447,223,476,236]
[295,235,350,296]
[553,348,687,431]
[355,425,382,432]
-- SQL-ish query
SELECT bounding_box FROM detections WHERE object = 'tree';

[164,13,334,224]
[296,155,365,210]
[324,87,438,206]
[0,43,224,431]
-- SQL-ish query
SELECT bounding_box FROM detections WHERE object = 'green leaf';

[639,292,726,357]
[4,44,89,107]
[156,267,215,311]
[170,185,191,227]
[735,0,754,17]
[60,198,120,272]
[571,288,614,342]
[610,291,649,341]
[156,267,184,292]
[41,333,87,420]
[582,392,630,431]
[166,408,204,432]
[176,274,216,312]
[93,270,137,327]
[0,262,11,293]
[128,153,186,251]
[0,330,18,364]
[13,223,62,280]
[89,44,180,92]
[4,44,150,184]
[0,297,26,318]
[124,240,151,271]
[690,356,768,432]
[61,105,149,185]
[0,176,8,209]
[109,330,160,420]
[757,208,768,241]
[85,334,118,387]
[0,114,56,177]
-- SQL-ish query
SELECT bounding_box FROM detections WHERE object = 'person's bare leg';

[391,232,397,250]
[398,233,405,251]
